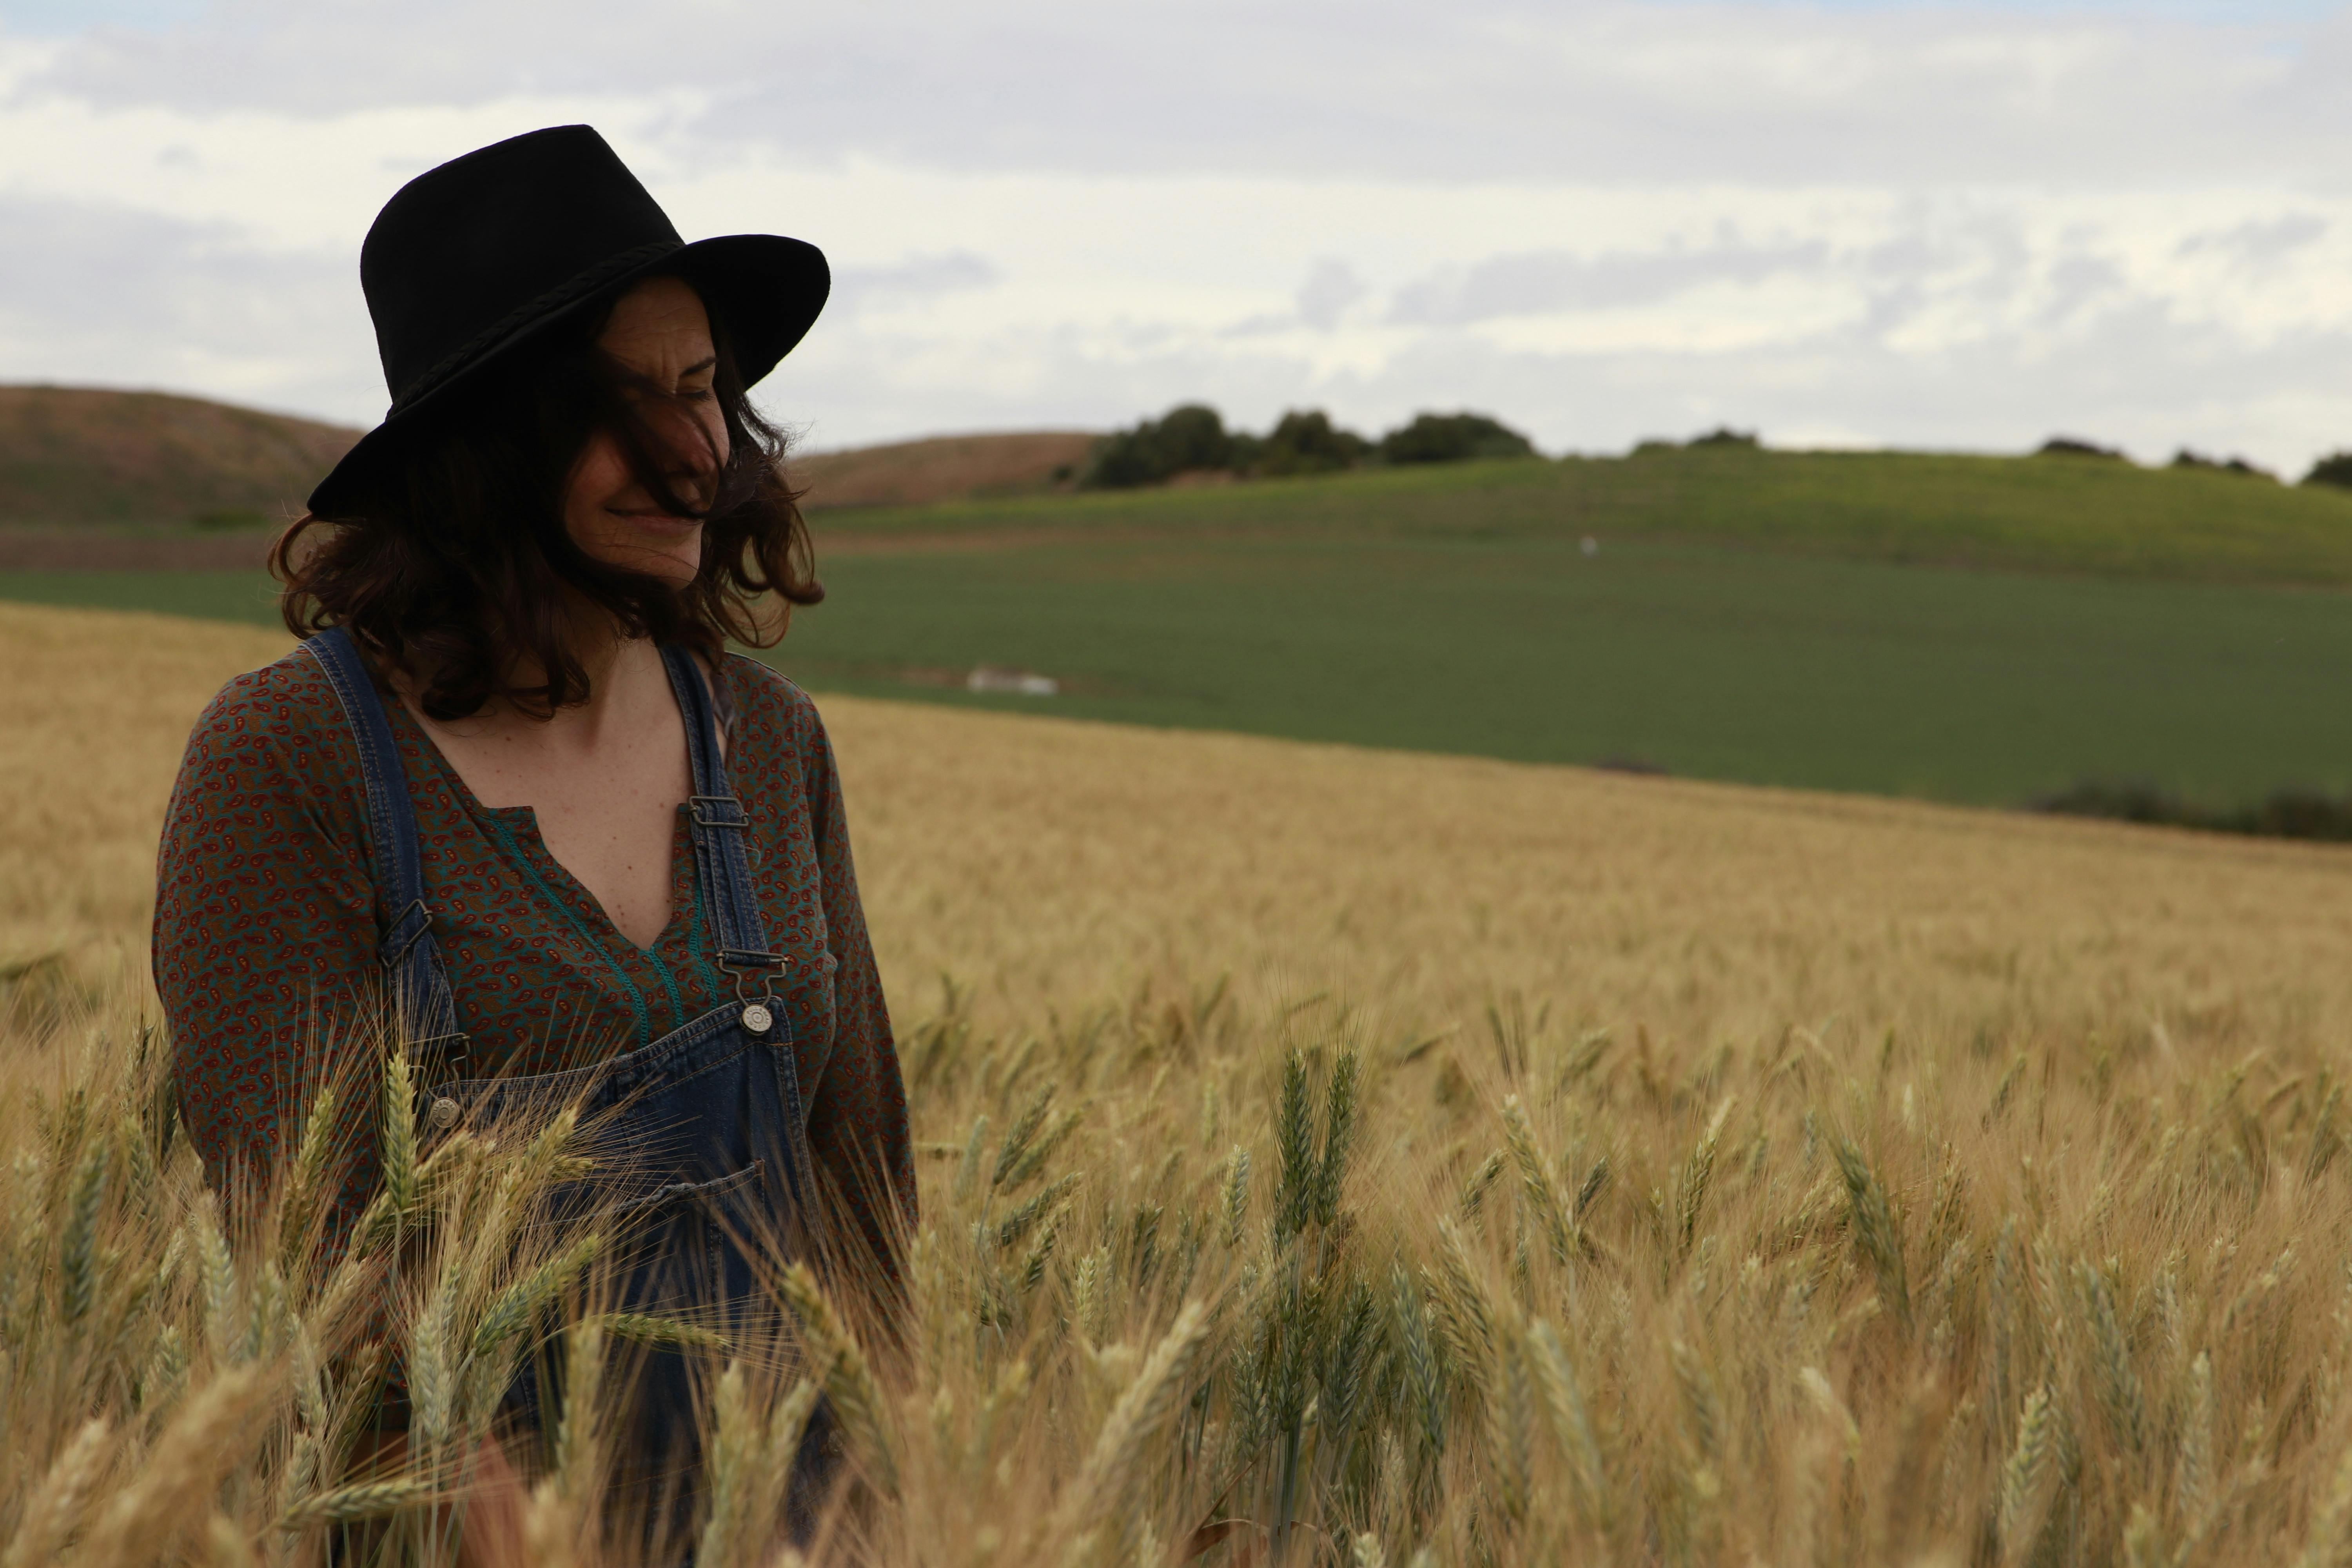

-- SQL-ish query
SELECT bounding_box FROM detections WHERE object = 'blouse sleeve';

[152,656,384,1236]
[790,700,919,1296]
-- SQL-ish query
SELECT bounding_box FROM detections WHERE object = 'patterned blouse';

[152,644,915,1287]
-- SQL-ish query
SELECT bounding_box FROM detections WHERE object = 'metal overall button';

[428,1096,459,1129]
[731,952,790,1035]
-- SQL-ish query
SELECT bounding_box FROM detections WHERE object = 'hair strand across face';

[272,280,822,721]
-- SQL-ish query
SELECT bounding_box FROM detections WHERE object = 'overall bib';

[304,626,834,1525]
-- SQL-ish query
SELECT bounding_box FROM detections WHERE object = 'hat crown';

[360,125,683,411]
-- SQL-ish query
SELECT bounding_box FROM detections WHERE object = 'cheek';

[563,438,630,544]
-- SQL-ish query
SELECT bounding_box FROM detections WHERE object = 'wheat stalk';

[1274,1049,1318,1242]
[2000,1384,2058,1562]
[1488,1325,1536,1526]
[595,1310,727,1350]
[954,1113,991,1203]
[550,1318,606,1507]
[2300,1434,2352,1568]
[696,1362,755,1568]
[1500,1096,1576,1265]
[380,1047,419,1223]
[57,1139,107,1328]
[1833,1136,1911,1331]
[2178,1350,2214,1532]
[470,1232,602,1359]
[779,1261,898,1497]
[277,1478,436,1529]
[993,1085,1057,1192]
[1457,1148,1506,1222]
[204,1513,260,1568]
[276,1081,339,1275]
[1315,1051,1361,1229]
[409,1270,459,1454]
[78,1367,270,1568]
[1430,1218,1499,1396]
[192,1198,241,1365]
[997,1171,1080,1250]
[1675,1097,1734,1258]
[743,1376,822,1559]
[1526,1319,1610,1539]
[1670,1337,1722,1466]
[1053,1299,1211,1550]
[2080,1261,2146,1457]
[2,1417,113,1568]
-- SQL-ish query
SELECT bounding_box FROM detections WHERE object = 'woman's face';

[563,275,729,588]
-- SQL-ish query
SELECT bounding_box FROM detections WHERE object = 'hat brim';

[306,232,828,517]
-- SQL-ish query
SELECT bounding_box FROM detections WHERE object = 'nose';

[652,399,726,486]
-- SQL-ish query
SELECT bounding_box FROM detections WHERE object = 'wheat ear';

[1,1417,113,1568]
[779,1261,899,1496]
[695,1362,755,1568]
[1054,1299,1212,1546]
[79,1367,270,1568]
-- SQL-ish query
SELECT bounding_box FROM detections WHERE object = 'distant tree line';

[2036,780,2352,845]
[2038,435,2352,490]
[1079,410,2352,492]
[1632,427,1759,456]
[1081,404,1535,489]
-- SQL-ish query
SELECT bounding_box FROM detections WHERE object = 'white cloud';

[0,1,2349,470]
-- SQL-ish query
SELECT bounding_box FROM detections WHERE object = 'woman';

[151,125,914,1501]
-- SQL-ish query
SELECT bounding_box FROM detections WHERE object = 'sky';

[0,0,2349,469]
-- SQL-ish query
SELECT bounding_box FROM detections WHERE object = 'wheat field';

[8,597,2352,1566]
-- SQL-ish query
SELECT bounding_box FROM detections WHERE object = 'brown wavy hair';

[274,278,822,722]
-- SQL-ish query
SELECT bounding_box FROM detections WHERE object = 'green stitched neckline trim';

[482,814,654,1051]
[646,946,689,1036]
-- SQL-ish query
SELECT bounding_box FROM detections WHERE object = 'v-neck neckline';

[379,675,702,960]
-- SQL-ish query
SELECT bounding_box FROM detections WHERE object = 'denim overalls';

[305,626,832,1522]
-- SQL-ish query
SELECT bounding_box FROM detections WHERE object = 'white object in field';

[967,666,1060,696]
[1581,535,1599,557]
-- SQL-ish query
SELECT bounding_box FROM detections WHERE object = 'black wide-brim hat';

[307,124,828,516]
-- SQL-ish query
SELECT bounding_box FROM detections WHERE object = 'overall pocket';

[608,1159,770,1322]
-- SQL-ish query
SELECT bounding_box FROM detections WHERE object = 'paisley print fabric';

[152,645,914,1284]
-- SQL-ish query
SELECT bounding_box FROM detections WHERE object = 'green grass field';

[817,445,2352,586]
[11,520,2352,805]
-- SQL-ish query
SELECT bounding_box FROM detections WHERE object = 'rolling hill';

[0,383,1094,528]
[791,429,1094,508]
[0,385,361,527]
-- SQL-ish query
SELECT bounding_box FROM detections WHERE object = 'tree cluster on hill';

[1080,403,1534,489]
[1632,427,1760,456]
[2306,452,2352,489]
[2031,434,2352,491]
[2036,780,2352,845]
[2171,449,2276,481]
[2034,436,2129,461]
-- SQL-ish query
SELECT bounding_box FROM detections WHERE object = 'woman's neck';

[397,612,664,744]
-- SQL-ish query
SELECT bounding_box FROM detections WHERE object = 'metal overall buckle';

[722,949,789,1036]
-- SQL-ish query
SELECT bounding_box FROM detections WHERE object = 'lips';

[607,507,701,536]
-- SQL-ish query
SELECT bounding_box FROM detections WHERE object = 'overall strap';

[301,628,467,1057]
[661,647,786,985]
[661,648,817,1208]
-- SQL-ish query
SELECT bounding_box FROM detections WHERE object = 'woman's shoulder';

[194,641,340,728]
[720,652,825,739]
[180,641,358,777]
[717,653,848,792]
